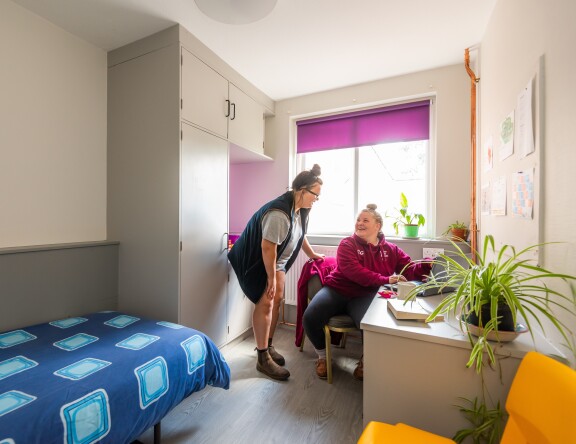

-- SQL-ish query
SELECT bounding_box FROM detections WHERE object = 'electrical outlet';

[423,248,444,258]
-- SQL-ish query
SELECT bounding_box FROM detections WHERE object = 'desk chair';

[358,351,576,443]
[299,275,360,384]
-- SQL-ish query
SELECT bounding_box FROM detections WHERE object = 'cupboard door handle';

[230,102,236,120]
[225,99,231,117]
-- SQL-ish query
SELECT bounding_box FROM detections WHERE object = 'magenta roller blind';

[296,100,430,153]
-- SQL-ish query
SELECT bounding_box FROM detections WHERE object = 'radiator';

[284,245,337,305]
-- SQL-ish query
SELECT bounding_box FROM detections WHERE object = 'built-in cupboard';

[181,49,265,155]
[108,24,273,347]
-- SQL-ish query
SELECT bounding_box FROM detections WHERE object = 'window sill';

[307,235,470,260]
[307,234,467,247]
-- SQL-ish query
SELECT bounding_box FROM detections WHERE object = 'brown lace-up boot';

[256,349,290,381]
[267,338,286,366]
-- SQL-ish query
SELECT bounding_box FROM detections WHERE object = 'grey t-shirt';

[262,210,302,271]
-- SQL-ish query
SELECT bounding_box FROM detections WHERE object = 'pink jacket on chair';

[294,257,337,347]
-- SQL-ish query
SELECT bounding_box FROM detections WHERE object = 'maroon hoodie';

[323,233,431,298]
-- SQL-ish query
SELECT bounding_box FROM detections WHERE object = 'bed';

[0,311,231,444]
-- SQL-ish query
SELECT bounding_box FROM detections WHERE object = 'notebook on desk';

[384,254,470,297]
[387,299,444,322]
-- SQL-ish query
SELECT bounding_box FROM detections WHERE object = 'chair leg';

[299,334,305,352]
[324,326,333,384]
[339,332,348,348]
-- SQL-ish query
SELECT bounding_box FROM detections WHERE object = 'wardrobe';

[108,25,273,347]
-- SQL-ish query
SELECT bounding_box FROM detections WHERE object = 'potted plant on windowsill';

[405,234,576,443]
[442,221,468,242]
[386,192,425,239]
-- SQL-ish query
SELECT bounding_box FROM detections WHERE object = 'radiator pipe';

[464,48,479,262]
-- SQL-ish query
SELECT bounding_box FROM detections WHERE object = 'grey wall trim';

[0,240,119,255]
[0,242,119,332]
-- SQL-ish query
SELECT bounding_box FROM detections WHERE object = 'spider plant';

[408,234,576,372]
[402,235,576,443]
[452,397,505,444]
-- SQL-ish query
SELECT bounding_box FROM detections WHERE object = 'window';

[296,100,432,237]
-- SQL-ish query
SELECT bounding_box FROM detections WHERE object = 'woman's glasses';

[306,189,320,199]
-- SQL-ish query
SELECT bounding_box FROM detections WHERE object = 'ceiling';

[12,0,496,101]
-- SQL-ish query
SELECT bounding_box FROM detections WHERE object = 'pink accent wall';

[229,161,285,234]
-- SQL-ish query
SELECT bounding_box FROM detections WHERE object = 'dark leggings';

[302,286,375,351]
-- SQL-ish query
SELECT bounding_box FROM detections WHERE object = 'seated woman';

[302,203,431,380]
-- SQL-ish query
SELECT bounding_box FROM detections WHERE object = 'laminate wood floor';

[135,324,364,444]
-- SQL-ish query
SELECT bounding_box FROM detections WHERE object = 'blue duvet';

[0,311,231,443]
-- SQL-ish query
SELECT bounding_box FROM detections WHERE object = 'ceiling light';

[194,0,278,25]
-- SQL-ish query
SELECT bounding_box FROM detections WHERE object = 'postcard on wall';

[481,183,491,215]
[483,135,493,172]
[491,176,507,216]
[499,111,515,161]
[515,77,535,158]
[512,169,534,219]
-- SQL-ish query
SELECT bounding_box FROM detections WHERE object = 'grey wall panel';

[108,43,181,324]
[0,242,118,332]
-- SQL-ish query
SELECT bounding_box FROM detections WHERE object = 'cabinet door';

[227,266,253,340]
[181,48,228,139]
[180,122,228,347]
[228,83,265,154]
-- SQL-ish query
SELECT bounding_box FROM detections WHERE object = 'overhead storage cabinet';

[181,49,265,155]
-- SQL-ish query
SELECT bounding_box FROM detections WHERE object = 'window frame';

[292,97,437,239]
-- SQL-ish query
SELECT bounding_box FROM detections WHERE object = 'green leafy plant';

[449,221,468,230]
[417,235,576,371]
[453,397,505,444]
[442,221,469,241]
[442,220,468,234]
[386,192,426,235]
[404,234,576,442]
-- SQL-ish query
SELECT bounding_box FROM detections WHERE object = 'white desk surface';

[361,294,562,359]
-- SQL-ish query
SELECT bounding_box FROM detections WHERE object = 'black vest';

[228,191,310,301]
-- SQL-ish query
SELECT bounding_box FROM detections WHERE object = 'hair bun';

[310,164,321,176]
[366,203,378,211]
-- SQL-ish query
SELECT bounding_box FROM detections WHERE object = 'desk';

[360,295,562,438]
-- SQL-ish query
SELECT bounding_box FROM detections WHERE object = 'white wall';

[231,65,471,237]
[0,1,107,248]
[480,0,576,355]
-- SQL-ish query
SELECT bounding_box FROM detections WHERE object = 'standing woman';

[228,164,324,381]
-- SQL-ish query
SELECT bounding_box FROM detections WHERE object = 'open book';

[387,299,444,322]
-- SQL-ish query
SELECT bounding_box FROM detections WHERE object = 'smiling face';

[355,210,382,244]
[299,183,322,209]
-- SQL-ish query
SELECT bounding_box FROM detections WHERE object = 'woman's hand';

[266,275,277,299]
[389,274,407,285]
[302,238,324,261]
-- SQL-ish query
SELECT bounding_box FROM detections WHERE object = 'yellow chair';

[358,422,455,443]
[300,275,360,384]
[358,351,576,443]
[500,351,576,443]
